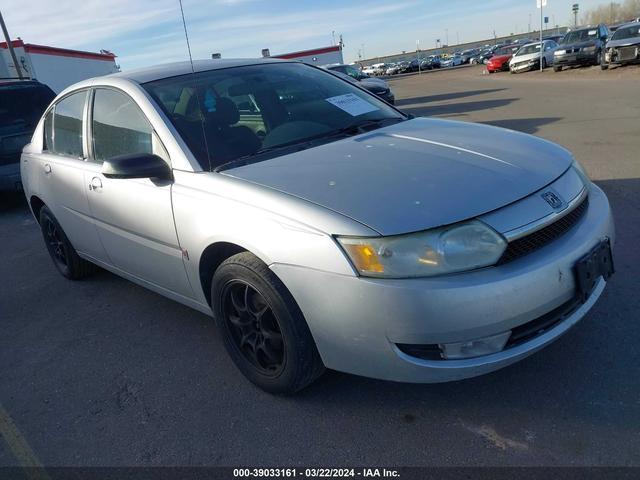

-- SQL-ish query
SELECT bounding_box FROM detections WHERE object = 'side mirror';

[102,153,172,180]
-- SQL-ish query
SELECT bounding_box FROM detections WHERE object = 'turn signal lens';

[342,244,385,274]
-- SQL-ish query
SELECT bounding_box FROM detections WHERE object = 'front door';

[84,87,194,299]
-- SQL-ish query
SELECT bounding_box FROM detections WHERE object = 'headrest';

[204,96,239,126]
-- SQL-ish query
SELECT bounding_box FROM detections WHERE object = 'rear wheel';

[553,65,562,72]
[39,206,95,280]
[212,252,324,394]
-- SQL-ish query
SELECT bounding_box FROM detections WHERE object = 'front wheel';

[542,57,547,69]
[212,252,325,394]
[39,206,95,280]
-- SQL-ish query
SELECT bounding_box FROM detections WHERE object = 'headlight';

[337,220,507,278]
[582,46,597,53]
[572,158,591,185]
[554,50,565,55]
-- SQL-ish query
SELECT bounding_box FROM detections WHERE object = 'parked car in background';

[22,59,614,394]
[509,40,558,73]
[361,65,376,76]
[328,70,395,104]
[0,79,55,191]
[327,63,368,80]
[367,63,387,76]
[461,49,479,64]
[487,44,520,72]
[385,63,402,75]
[603,21,640,69]
[544,34,565,44]
[404,59,422,73]
[442,54,463,67]
[553,24,610,71]
[426,55,442,68]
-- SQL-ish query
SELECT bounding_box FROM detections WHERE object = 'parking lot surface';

[1,65,639,467]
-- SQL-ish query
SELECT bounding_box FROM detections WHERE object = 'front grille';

[618,46,639,62]
[498,195,589,265]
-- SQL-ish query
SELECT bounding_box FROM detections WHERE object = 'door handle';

[43,164,51,174]
[89,177,102,191]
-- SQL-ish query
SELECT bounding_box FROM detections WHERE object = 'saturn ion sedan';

[21,59,615,393]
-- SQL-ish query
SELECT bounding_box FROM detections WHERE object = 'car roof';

[614,20,640,30]
[109,58,289,84]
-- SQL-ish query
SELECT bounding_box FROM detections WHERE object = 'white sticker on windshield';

[325,93,379,116]
[588,30,597,35]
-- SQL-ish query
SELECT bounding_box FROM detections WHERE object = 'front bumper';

[271,183,614,383]
[554,51,598,66]
[510,58,540,73]
[487,62,508,72]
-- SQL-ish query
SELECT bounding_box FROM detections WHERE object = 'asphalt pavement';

[1,64,639,467]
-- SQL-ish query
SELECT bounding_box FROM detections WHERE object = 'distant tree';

[582,0,640,25]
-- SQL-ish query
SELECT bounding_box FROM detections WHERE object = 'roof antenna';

[177,0,213,170]
[178,0,195,73]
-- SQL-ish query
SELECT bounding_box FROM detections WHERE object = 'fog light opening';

[440,331,511,360]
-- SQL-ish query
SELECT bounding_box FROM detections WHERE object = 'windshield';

[143,63,404,171]
[561,29,598,44]
[494,46,519,56]
[516,44,542,55]
[0,83,55,132]
[612,24,640,40]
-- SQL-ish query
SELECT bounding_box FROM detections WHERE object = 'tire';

[39,206,95,280]
[212,252,325,394]
[542,58,547,69]
[553,65,562,72]
[600,51,608,70]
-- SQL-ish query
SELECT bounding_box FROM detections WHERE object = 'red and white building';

[0,39,119,93]
[266,45,344,66]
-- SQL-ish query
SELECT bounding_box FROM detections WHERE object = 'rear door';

[83,87,194,298]
[36,90,107,260]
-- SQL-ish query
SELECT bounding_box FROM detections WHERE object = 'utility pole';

[445,28,449,46]
[361,43,365,60]
[537,0,545,72]
[0,10,24,79]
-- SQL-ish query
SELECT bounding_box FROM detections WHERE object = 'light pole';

[445,29,449,46]
[361,43,365,60]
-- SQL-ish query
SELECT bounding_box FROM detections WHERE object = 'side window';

[91,88,154,163]
[345,66,361,79]
[44,91,86,158]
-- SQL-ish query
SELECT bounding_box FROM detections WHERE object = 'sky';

[2,0,607,70]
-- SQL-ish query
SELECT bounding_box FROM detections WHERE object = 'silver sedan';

[21,59,615,393]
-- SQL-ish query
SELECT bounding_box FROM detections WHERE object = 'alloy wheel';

[221,280,285,376]
[45,217,67,268]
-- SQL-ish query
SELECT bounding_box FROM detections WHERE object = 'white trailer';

[271,45,344,66]
[0,39,119,93]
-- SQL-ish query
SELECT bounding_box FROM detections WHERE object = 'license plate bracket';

[574,239,614,303]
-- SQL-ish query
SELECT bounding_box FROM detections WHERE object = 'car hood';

[224,118,573,236]
[558,40,596,50]
[489,54,511,63]
[607,37,640,48]
[510,51,543,63]
[359,78,389,92]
